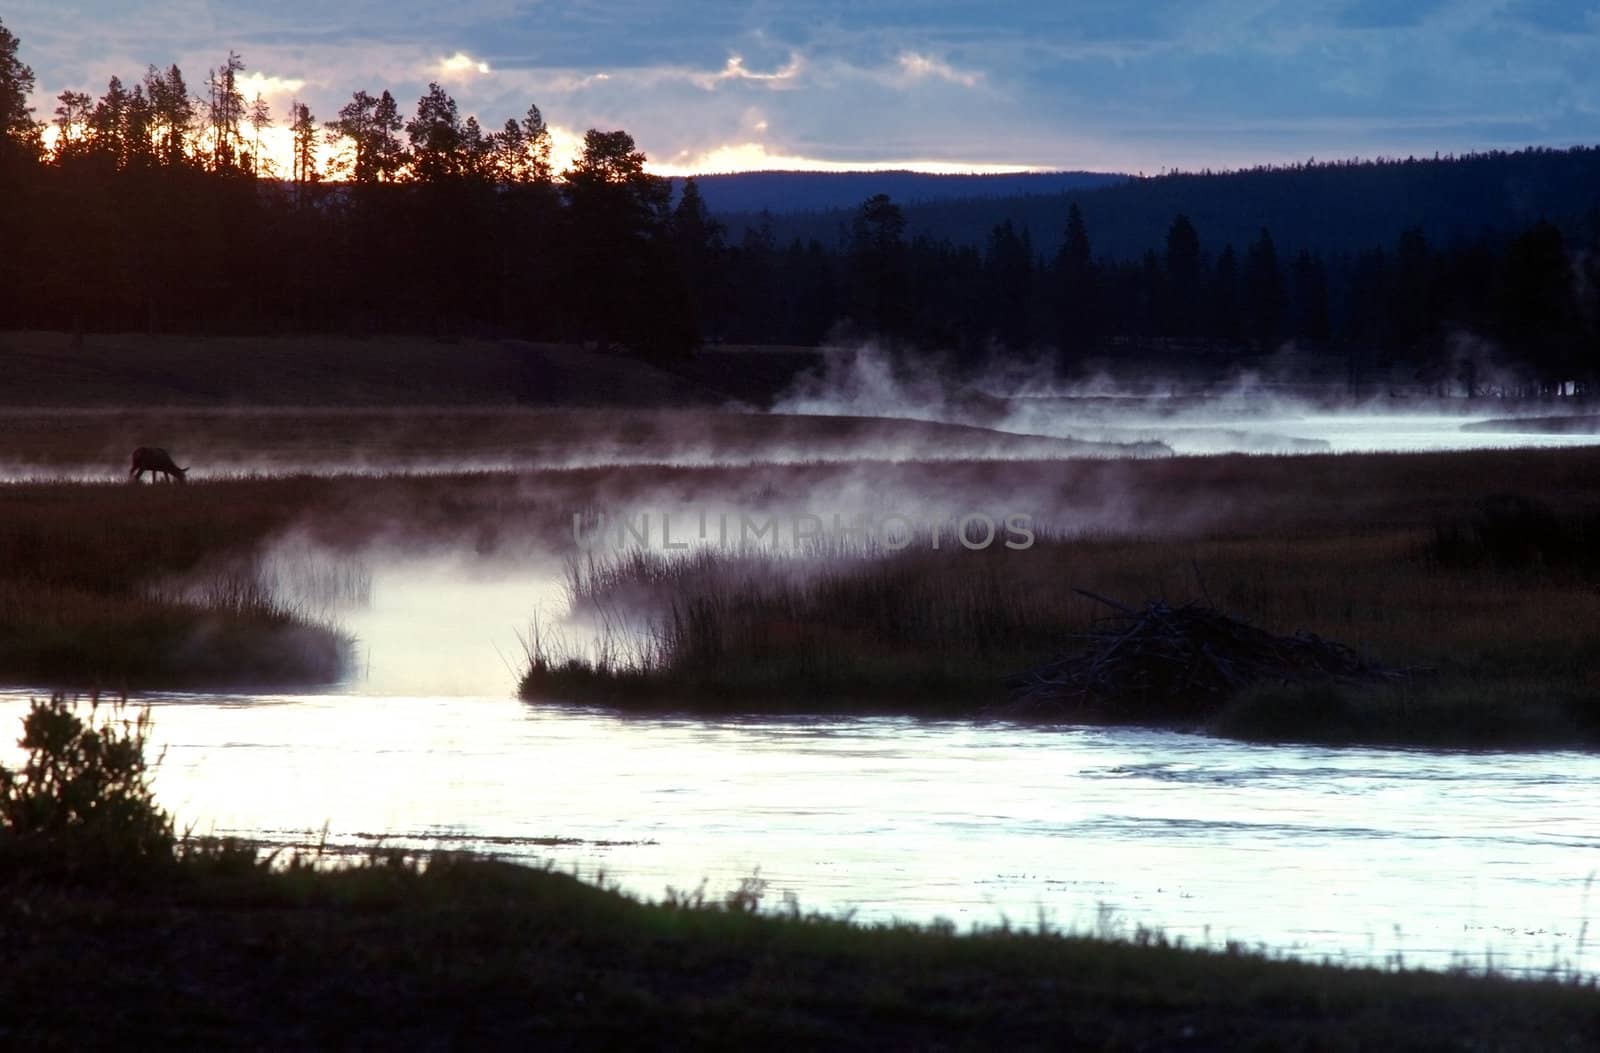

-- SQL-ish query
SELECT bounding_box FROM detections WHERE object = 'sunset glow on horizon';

[644,142,1043,178]
[40,110,1052,182]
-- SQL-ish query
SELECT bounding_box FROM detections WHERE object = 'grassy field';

[2,698,1595,1051]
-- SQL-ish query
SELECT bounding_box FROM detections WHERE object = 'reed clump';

[521,515,1600,746]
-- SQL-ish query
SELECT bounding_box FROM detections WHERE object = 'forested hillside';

[721,147,1600,260]
[677,170,1126,214]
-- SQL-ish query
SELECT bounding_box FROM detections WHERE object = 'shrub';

[0,693,175,877]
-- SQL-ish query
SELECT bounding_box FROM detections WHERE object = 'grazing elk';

[129,446,189,483]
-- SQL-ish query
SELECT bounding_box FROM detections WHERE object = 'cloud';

[435,51,492,82]
[516,53,803,95]
[545,123,586,173]
[895,52,982,88]
[541,70,613,92]
[688,52,804,90]
[8,0,1600,177]
[235,71,306,100]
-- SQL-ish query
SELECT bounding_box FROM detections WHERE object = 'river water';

[2,680,1596,978]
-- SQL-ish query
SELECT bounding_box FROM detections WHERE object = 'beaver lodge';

[1000,591,1408,723]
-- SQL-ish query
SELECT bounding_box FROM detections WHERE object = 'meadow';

[1,398,1595,745]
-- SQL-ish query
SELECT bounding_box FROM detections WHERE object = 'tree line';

[0,28,702,357]
[728,146,1600,261]
[0,21,1595,391]
[771,199,1597,394]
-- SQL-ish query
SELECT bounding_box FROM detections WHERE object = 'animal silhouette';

[129,446,188,483]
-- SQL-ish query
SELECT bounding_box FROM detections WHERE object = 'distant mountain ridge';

[710,146,1600,260]
[671,170,1128,214]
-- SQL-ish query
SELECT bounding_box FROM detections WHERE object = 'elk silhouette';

[129,446,188,483]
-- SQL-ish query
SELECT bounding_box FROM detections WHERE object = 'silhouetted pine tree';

[562,129,692,360]
[1055,202,1098,370]
[1292,250,1330,343]
[1208,244,1242,345]
[728,211,778,343]
[847,193,909,338]
[1244,227,1286,349]
[1497,221,1579,391]
[1162,214,1202,338]
[672,178,729,343]
[984,220,1033,352]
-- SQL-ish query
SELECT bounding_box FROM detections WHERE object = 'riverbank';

[5,848,1596,1050]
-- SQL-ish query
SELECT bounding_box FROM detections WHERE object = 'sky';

[5,0,1598,176]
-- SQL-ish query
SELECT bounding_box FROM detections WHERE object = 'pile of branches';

[1000,591,1405,722]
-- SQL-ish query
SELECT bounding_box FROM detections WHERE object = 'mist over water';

[772,344,1600,456]
[334,555,565,697]
[3,349,1598,485]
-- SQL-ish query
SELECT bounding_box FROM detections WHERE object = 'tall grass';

[0,482,356,687]
[1428,492,1600,572]
[523,510,1600,744]
[527,541,1081,710]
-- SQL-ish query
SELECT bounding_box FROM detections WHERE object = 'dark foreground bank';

[4,852,1598,1051]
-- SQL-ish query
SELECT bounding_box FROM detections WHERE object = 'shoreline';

[3,846,1595,1049]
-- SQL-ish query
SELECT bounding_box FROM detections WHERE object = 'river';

[2,682,1595,978]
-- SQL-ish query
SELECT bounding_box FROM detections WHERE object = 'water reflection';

[2,690,1593,977]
